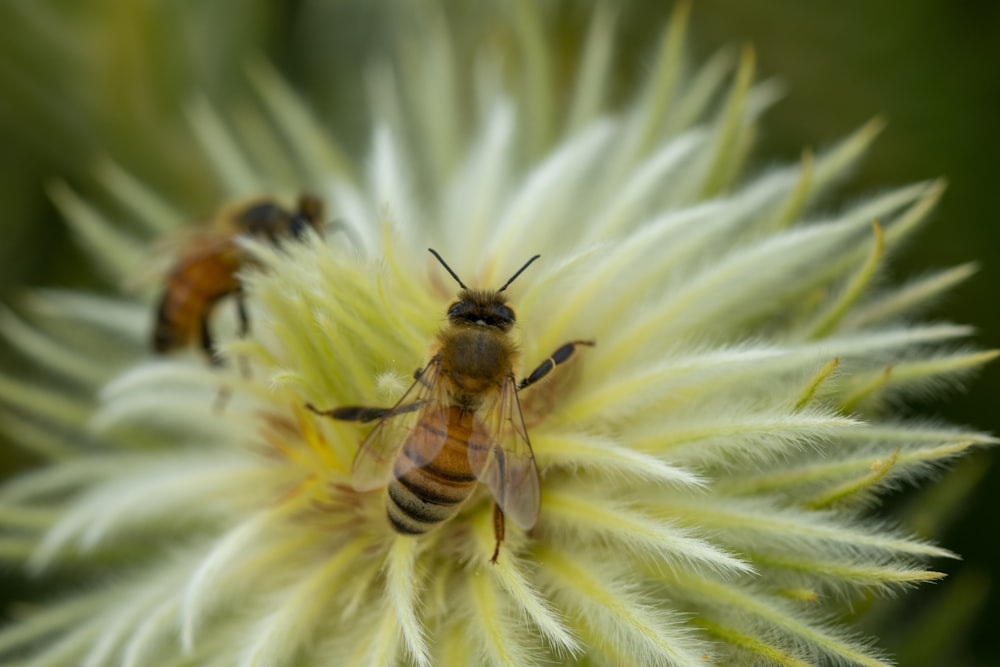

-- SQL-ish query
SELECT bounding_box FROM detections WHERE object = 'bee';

[308,249,593,562]
[152,194,324,364]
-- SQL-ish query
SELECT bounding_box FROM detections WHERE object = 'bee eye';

[288,216,309,239]
[490,304,515,325]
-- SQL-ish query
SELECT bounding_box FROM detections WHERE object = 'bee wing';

[125,228,225,294]
[350,356,448,492]
[471,374,541,531]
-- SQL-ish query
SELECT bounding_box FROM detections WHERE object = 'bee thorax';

[439,328,514,387]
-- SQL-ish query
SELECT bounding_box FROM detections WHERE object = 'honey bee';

[152,194,324,364]
[308,249,593,562]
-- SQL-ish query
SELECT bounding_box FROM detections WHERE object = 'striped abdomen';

[386,406,491,535]
[153,244,241,353]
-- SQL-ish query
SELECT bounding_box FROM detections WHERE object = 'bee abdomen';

[152,291,198,352]
[385,469,474,535]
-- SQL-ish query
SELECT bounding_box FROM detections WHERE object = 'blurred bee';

[308,249,593,562]
[152,193,324,364]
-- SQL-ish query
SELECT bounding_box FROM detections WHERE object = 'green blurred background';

[0,1,996,664]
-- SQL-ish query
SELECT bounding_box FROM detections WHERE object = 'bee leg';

[202,295,238,412]
[235,290,250,338]
[206,304,232,411]
[489,445,509,564]
[212,386,233,413]
[199,306,222,367]
[305,401,422,423]
[518,340,595,391]
[234,291,252,379]
[490,502,505,564]
[413,355,441,389]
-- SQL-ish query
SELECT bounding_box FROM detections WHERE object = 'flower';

[0,3,994,666]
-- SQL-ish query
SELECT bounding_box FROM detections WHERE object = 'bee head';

[234,195,324,242]
[429,249,540,332]
[288,193,325,239]
[447,290,516,331]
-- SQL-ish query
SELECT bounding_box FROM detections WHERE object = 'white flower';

[0,4,993,666]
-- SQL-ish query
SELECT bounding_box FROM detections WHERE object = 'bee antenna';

[498,254,541,292]
[428,248,467,289]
